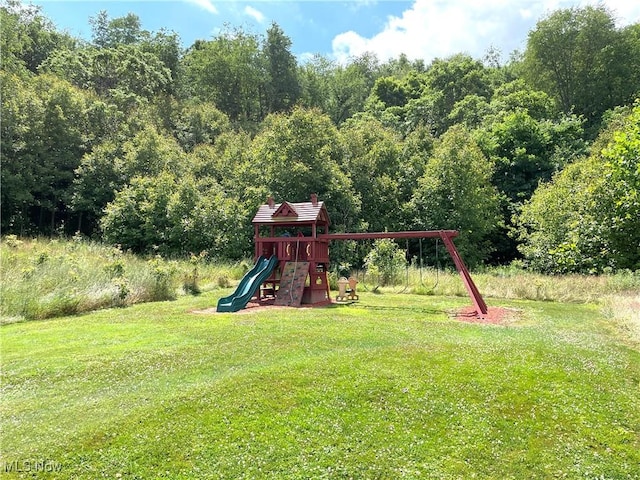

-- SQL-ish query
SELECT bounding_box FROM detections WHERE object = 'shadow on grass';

[328,301,446,317]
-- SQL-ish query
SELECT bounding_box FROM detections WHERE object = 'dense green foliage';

[409,125,500,267]
[518,104,640,273]
[2,0,639,272]
[521,6,640,134]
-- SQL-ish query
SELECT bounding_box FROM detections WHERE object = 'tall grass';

[0,236,249,323]
[342,265,640,304]
[601,293,640,345]
[3,235,638,323]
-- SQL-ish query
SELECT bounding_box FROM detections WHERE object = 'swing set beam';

[320,230,457,241]
[319,230,488,315]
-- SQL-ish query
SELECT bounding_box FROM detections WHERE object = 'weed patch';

[0,237,248,322]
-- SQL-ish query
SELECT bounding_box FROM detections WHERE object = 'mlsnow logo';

[2,459,62,473]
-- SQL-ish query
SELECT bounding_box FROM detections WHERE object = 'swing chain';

[358,237,441,293]
[418,237,439,290]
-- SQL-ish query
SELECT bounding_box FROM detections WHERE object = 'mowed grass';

[2,292,639,479]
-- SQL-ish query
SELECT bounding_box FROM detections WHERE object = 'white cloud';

[185,0,218,15]
[587,0,640,26]
[244,6,266,24]
[331,0,640,64]
[526,0,640,25]
[332,0,525,64]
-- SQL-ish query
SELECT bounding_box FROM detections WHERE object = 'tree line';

[1,0,638,273]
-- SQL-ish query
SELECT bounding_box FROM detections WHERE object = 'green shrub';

[146,257,178,301]
[364,239,407,288]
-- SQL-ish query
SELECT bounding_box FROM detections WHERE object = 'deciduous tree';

[340,116,405,232]
[0,0,75,75]
[250,107,360,230]
[407,125,500,267]
[42,44,172,99]
[263,22,300,114]
[182,28,263,123]
[522,6,637,132]
[517,104,640,272]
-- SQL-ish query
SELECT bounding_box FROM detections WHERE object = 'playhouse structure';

[217,194,488,315]
[252,193,332,307]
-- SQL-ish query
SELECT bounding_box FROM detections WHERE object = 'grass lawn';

[1,291,639,479]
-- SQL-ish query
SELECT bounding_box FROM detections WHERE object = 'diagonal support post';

[439,232,488,315]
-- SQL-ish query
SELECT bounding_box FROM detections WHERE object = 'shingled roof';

[252,194,330,225]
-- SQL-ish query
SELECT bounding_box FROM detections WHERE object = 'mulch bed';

[194,301,521,325]
[454,306,520,325]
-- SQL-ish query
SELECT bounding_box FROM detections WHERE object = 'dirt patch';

[455,306,520,325]
[193,302,521,325]
[191,302,307,315]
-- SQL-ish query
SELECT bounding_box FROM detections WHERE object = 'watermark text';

[2,459,62,473]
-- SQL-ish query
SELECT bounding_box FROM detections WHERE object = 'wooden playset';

[217,194,487,315]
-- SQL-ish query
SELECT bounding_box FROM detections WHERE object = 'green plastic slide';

[216,255,278,312]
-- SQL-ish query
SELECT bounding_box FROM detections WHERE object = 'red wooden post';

[439,232,488,315]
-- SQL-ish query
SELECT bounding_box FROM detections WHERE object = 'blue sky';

[28,0,640,64]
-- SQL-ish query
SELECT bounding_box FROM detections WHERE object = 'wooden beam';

[320,230,459,241]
